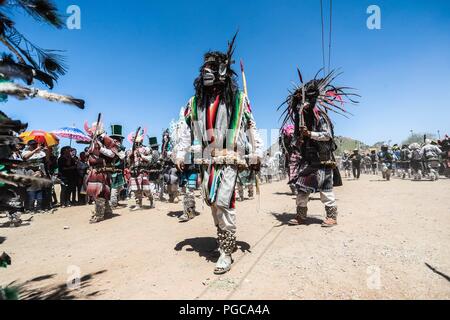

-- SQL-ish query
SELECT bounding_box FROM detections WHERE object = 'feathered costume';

[84,121,117,223]
[126,129,159,210]
[278,68,359,227]
[176,33,263,274]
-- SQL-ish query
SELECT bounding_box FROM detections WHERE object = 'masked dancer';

[85,118,117,223]
[175,34,263,274]
[278,68,358,227]
[127,129,155,211]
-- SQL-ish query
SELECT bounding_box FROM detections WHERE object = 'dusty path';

[1,174,449,300]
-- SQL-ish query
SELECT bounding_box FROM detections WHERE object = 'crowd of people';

[5,141,93,214]
[2,122,285,220]
[338,137,450,181]
[3,31,354,275]
[1,28,447,278]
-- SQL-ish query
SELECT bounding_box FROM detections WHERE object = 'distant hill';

[334,136,370,155]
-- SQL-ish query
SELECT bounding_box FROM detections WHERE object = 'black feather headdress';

[278,68,360,129]
[194,31,240,108]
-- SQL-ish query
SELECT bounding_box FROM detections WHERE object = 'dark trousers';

[71,184,78,204]
[42,187,53,210]
[60,182,75,206]
[27,190,43,211]
[76,182,87,205]
[78,185,87,205]
[353,164,361,179]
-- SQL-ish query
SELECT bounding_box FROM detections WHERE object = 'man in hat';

[175,34,264,274]
[85,121,117,223]
[349,149,362,179]
[127,134,157,210]
[109,125,126,208]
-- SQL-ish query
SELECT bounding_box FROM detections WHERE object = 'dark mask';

[202,55,228,87]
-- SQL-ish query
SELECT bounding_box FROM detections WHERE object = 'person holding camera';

[21,140,47,213]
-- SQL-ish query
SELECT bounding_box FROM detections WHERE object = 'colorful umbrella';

[53,127,91,142]
[52,126,91,147]
[19,130,59,147]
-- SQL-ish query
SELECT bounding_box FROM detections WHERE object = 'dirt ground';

[1,174,449,300]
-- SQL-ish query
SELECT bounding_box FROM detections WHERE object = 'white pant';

[211,204,236,234]
[296,190,336,208]
[110,187,123,207]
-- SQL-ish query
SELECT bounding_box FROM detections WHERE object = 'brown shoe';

[289,207,308,226]
[321,218,337,227]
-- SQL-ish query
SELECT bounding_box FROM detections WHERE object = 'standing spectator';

[370,150,379,175]
[363,153,372,174]
[42,146,58,211]
[341,151,351,178]
[9,142,26,210]
[21,140,47,213]
[10,142,25,160]
[77,151,89,205]
[70,148,79,204]
[58,146,77,207]
[349,149,362,179]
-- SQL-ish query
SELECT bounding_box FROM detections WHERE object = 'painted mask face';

[202,57,228,87]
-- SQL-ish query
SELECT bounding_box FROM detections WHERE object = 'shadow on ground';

[174,237,251,262]
[271,212,323,227]
[0,222,32,228]
[273,192,296,197]
[167,211,183,219]
[6,270,107,300]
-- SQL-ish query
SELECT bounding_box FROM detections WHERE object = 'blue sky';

[1,0,449,149]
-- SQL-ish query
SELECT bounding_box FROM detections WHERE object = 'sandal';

[321,218,337,228]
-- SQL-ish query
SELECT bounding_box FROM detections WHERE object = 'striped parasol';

[52,127,91,145]
[19,130,59,147]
